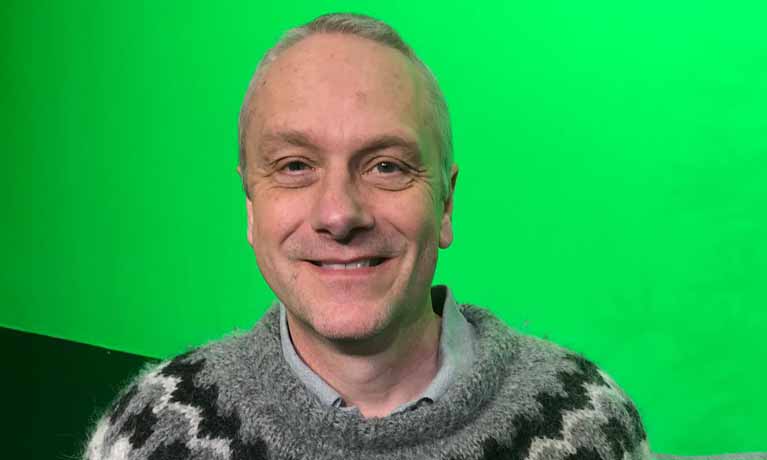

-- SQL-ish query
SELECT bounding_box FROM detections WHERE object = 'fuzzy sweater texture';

[85,304,650,460]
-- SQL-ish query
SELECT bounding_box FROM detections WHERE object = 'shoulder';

[84,308,281,460]
[460,304,651,460]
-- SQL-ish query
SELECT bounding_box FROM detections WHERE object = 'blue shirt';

[279,285,477,416]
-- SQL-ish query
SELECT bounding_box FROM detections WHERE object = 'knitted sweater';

[85,304,651,460]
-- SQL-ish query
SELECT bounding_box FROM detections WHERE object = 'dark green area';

[2,0,765,453]
[1,327,155,459]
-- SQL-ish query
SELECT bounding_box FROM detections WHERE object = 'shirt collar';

[278,285,476,414]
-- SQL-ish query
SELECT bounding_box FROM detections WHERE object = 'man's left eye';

[372,161,403,174]
[363,159,413,189]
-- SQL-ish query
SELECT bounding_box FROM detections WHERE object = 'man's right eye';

[282,160,311,173]
[273,159,316,187]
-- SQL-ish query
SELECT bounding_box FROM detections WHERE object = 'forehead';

[247,33,427,153]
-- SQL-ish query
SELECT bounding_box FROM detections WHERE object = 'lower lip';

[304,258,391,277]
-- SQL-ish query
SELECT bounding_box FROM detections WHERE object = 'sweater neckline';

[276,285,478,415]
[239,304,518,451]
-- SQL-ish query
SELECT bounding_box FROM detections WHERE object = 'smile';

[308,258,387,270]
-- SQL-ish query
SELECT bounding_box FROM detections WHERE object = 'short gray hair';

[237,12,453,199]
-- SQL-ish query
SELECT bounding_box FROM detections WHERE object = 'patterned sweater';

[85,304,651,460]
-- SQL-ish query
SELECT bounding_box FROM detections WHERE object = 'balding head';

[238,13,453,200]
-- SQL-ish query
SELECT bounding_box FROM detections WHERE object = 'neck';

[286,300,442,418]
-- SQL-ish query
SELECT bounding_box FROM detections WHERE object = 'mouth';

[307,257,388,270]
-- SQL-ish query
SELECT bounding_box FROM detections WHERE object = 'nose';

[309,170,374,241]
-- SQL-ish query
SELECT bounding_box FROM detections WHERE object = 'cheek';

[251,192,307,252]
[250,194,307,293]
[380,193,440,246]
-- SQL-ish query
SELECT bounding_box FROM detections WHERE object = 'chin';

[304,298,393,342]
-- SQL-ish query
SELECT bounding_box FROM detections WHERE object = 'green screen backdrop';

[2,0,765,455]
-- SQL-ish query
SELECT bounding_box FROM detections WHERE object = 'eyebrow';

[260,129,317,151]
[358,134,422,161]
[259,129,423,163]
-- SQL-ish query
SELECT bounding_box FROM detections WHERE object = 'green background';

[2,0,765,454]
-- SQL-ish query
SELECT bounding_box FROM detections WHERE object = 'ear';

[238,165,255,247]
[439,164,459,249]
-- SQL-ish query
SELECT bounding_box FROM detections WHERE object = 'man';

[86,13,650,460]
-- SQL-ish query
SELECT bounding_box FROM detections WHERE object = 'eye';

[371,161,403,175]
[282,160,311,173]
[363,159,413,190]
[273,158,317,187]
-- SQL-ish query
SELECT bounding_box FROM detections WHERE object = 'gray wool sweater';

[85,304,651,460]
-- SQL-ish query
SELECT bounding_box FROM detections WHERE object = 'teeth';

[319,259,377,269]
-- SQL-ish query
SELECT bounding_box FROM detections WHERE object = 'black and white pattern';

[85,305,649,460]
[478,354,646,460]
[89,354,269,460]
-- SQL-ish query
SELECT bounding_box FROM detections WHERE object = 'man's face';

[242,33,456,342]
